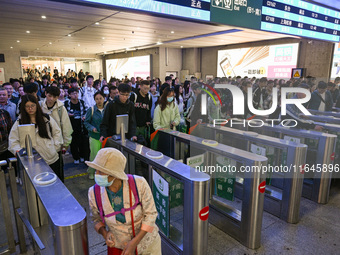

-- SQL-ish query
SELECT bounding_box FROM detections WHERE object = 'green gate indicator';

[153,170,169,237]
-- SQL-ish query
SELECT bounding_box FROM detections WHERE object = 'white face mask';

[95,174,115,187]
[104,90,109,95]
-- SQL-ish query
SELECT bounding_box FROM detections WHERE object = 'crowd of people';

[1,69,340,254]
[0,70,340,183]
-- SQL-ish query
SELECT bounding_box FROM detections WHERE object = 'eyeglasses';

[25,104,36,109]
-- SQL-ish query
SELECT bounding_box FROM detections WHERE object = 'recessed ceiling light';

[180,46,183,48]
[102,37,105,40]
[61,49,64,51]
[104,51,107,54]
[95,22,100,25]
[49,42,52,44]
[41,15,46,19]
[157,42,163,45]
[37,48,39,50]
[26,31,30,33]
[16,40,20,43]
[10,46,13,49]
[68,34,71,37]
[171,31,174,34]
[78,44,80,46]
[137,27,140,29]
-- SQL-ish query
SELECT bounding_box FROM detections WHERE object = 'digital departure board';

[78,0,211,21]
[261,0,340,42]
[210,0,340,42]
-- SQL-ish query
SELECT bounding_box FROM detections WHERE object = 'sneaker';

[80,158,85,163]
[16,177,20,184]
[88,173,94,180]
[74,160,79,165]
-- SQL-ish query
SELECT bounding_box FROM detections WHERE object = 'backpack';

[130,91,151,104]
[185,95,196,122]
[93,174,141,223]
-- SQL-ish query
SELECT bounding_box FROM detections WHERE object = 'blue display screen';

[80,0,211,21]
[261,0,340,42]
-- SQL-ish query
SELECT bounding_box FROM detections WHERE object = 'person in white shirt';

[80,75,96,109]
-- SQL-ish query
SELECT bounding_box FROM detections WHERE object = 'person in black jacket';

[129,81,152,144]
[252,77,267,110]
[99,84,137,142]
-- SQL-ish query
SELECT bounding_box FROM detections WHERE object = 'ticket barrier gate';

[252,125,337,204]
[311,122,340,169]
[103,138,210,255]
[304,114,340,125]
[16,149,88,254]
[190,124,307,224]
[308,109,340,118]
[154,129,267,249]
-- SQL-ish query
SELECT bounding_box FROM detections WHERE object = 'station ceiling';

[1,0,306,57]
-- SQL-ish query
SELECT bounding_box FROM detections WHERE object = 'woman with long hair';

[8,94,63,178]
[101,85,110,102]
[174,85,184,116]
[153,87,180,130]
[183,80,191,103]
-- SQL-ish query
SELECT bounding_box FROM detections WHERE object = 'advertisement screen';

[331,43,340,80]
[106,55,151,80]
[217,43,299,79]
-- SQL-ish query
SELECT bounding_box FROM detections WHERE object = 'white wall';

[0,50,22,82]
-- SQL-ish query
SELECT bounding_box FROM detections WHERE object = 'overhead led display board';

[62,0,340,42]
[77,0,211,21]
[210,0,340,42]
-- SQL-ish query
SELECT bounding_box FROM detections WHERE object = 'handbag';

[0,140,9,154]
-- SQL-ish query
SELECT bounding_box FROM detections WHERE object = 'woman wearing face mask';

[84,91,108,180]
[87,148,161,255]
[153,87,180,130]
[101,85,110,102]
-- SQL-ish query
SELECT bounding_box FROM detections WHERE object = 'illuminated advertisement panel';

[217,43,299,78]
[330,43,340,80]
[106,55,151,80]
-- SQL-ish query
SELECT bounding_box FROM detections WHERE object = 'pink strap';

[94,184,105,223]
[94,175,141,222]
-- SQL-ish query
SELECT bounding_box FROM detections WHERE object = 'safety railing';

[154,129,267,249]
[16,149,88,254]
[304,114,340,125]
[0,158,41,254]
[103,138,210,255]
[190,123,307,224]
[308,109,340,118]
[253,125,337,204]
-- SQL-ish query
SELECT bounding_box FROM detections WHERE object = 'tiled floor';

[1,153,340,254]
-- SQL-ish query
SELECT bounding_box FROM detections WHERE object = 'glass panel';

[152,168,183,249]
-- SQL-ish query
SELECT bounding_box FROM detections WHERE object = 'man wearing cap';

[87,148,161,254]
